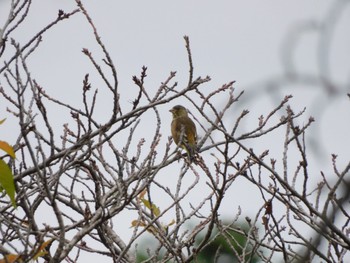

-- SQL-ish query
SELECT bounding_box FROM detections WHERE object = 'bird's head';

[170,105,188,118]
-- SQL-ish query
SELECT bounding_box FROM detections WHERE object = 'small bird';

[170,105,197,162]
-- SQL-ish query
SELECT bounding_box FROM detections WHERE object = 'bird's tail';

[186,144,197,163]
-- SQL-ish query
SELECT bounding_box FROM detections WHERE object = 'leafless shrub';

[0,1,349,262]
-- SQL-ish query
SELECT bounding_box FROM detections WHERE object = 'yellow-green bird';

[170,105,197,162]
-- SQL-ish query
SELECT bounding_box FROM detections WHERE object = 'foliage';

[0,119,16,207]
[195,223,260,263]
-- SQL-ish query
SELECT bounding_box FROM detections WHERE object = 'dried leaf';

[138,189,147,200]
[0,141,15,158]
[33,239,54,260]
[0,254,22,263]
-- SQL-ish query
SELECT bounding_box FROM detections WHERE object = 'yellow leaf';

[163,219,175,231]
[141,199,160,217]
[131,220,146,228]
[167,219,175,227]
[0,118,6,125]
[0,141,15,158]
[130,220,157,234]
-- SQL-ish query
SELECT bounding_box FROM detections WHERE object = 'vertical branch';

[76,0,119,120]
[184,36,194,86]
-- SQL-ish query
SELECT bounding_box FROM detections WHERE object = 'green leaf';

[0,159,16,208]
[0,141,15,158]
[141,199,160,217]
[0,118,6,125]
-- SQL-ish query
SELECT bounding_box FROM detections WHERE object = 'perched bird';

[170,105,197,162]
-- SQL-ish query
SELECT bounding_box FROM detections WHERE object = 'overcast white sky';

[1,0,350,261]
[1,0,348,154]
